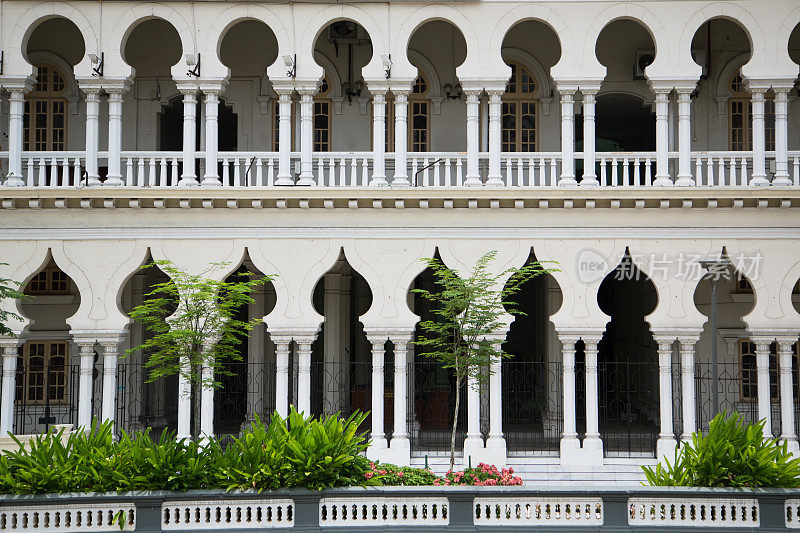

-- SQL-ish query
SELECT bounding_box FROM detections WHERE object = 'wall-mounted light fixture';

[442,82,463,100]
[186,53,201,77]
[283,54,296,79]
[381,54,392,79]
[343,80,363,102]
[88,52,104,77]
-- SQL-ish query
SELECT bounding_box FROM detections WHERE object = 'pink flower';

[365,472,374,479]
[398,472,404,477]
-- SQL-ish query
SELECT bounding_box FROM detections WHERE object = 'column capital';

[198,79,229,96]
[579,82,602,96]
[1,75,37,95]
[272,80,296,96]
[648,80,674,95]
[485,85,505,97]
[366,80,391,95]
[0,337,23,354]
[295,79,319,96]
[676,335,701,347]
[652,335,676,352]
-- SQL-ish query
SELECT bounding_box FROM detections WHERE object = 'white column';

[755,339,772,433]
[104,89,126,186]
[200,360,214,440]
[392,89,410,186]
[749,88,768,186]
[486,89,503,186]
[5,90,27,186]
[275,90,294,186]
[559,88,577,185]
[560,336,579,460]
[773,88,791,186]
[77,339,96,429]
[100,338,121,424]
[583,337,602,457]
[0,339,21,434]
[675,89,694,186]
[177,355,191,439]
[679,336,697,441]
[391,335,410,446]
[296,336,313,414]
[370,91,388,186]
[179,90,199,186]
[778,338,799,452]
[274,337,291,418]
[463,371,484,464]
[368,335,387,450]
[84,90,101,185]
[653,89,672,186]
[580,89,598,186]
[202,91,221,186]
[656,337,677,459]
[464,89,482,187]
[485,351,506,464]
[297,89,315,186]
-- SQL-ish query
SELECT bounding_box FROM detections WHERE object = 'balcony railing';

[1,150,798,188]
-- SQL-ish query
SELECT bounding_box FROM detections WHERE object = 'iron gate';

[502,360,562,453]
[410,360,467,454]
[598,361,659,456]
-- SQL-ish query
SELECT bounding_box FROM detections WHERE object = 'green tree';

[0,264,28,337]
[413,251,558,470]
[126,260,273,388]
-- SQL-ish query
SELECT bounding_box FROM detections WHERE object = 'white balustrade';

[628,497,759,527]
[406,153,467,187]
[691,151,754,186]
[15,152,86,187]
[786,498,800,528]
[790,151,800,186]
[595,153,657,186]
[123,152,182,187]
[319,497,449,527]
[499,153,561,186]
[313,152,371,187]
[474,497,603,526]
[0,503,135,532]
[162,499,294,530]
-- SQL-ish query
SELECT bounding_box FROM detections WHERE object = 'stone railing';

[0,486,797,532]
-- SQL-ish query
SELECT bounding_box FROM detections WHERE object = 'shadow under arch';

[500,248,564,454]
[591,248,660,458]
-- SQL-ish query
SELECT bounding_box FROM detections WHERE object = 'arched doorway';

[596,251,659,457]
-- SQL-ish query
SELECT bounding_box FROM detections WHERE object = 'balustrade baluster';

[728,157,737,187]
[516,157,524,187]
[422,158,430,186]
[124,158,133,186]
[621,157,629,186]
[74,158,83,187]
[411,158,418,186]
[47,158,57,187]
[256,158,263,186]
[36,157,46,187]
[793,157,800,186]
[25,158,34,186]
[136,158,145,187]
[349,157,357,186]
[433,159,441,187]
[706,157,714,187]
[171,158,179,186]
[694,157,702,186]
[549,157,557,186]
[361,157,369,186]
[538,158,546,187]
[632,158,640,186]
[149,158,157,187]
[267,159,275,187]
[444,158,451,187]
[455,158,463,186]
[599,158,607,187]
[234,158,242,187]
[644,158,652,186]
[61,158,70,186]
[739,156,748,186]
[221,158,229,187]
[527,158,535,187]
[158,158,167,187]
[338,158,345,186]
[717,157,725,187]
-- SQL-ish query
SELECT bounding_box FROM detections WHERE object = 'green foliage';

[364,462,439,485]
[643,412,800,488]
[126,260,274,387]
[0,263,28,337]
[0,410,373,494]
[412,250,558,469]
[213,409,374,491]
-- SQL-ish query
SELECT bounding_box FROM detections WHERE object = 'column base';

[87,177,102,186]
[559,435,581,465]
[201,176,222,186]
[558,177,578,186]
[296,175,316,186]
[392,176,410,187]
[653,175,673,186]
[275,175,294,186]
[104,176,124,186]
[656,436,678,462]
[374,436,411,466]
[3,175,24,187]
[484,436,507,468]
[749,175,770,187]
[366,436,388,460]
[369,177,389,187]
[675,177,695,186]
[579,177,599,186]
[485,176,504,187]
[782,436,800,455]
[773,174,792,186]
[580,435,604,466]
[178,177,200,186]
[463,176,483,187]
[462,436,485,469]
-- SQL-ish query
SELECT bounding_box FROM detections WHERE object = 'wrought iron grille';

[214,361,277,438]
[409,360,467,454]
[117,362,178,439]
[310,360,372,433]
[598,361,659,457]
[502,360,562,453]
[13,363,82,434]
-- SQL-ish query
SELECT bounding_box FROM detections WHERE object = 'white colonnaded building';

[0,0,799,485]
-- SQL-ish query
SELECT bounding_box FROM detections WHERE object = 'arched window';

[24,65,67,151]
[502,62,537,152]
[409,74,430,152]
[314,78,331,152]
[728,71,775,152]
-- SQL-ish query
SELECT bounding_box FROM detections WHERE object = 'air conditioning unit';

[329,21,360,44]
[634,50,655,80]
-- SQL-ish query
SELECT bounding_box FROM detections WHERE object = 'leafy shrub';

[213,408,374,491]
[643,412,800,488]
[365,462,438,485]
[436,463,523,486]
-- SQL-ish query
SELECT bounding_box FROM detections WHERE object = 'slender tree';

[126,260,274,389]
[0,264,28,337]
[413,251,558,470]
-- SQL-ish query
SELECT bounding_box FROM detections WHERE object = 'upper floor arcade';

[0,0,799,191]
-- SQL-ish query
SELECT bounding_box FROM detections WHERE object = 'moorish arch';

[204,6,292,73]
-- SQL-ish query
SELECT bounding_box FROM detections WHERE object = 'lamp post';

[700,259,730,417]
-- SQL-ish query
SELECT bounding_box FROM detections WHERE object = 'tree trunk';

[450,375,461,473]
